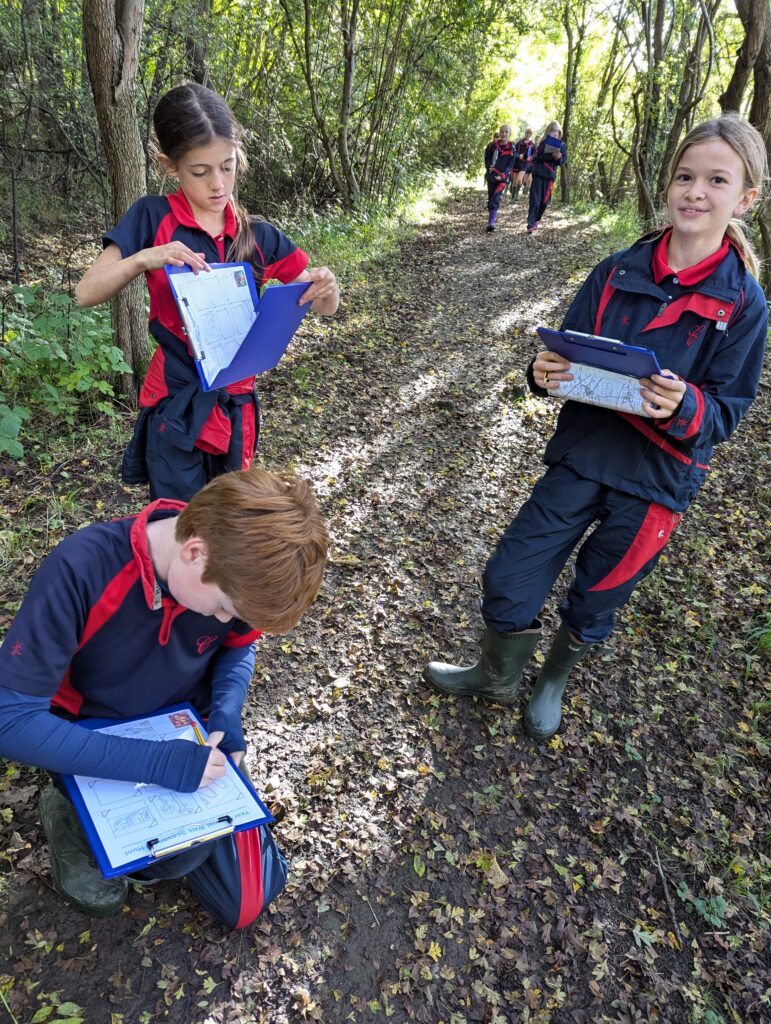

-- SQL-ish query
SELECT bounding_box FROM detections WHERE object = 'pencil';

[191,721,206,746]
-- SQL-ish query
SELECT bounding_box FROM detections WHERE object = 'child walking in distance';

[527,120,566,233]
[510,129,534,202]
[484,124,516,232]
[425,113,768,740]
[0,468,328,923]
[75,82,340,502]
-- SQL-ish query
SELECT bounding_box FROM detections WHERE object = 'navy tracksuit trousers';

[132,823,286,929]
[527,174,555,229]
[53,776,286,929]
[482,465,682,644]
[487,179,507,213]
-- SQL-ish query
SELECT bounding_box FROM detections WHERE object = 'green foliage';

[747,610,771,656]
[676,880,729,928]
[0,399,29,459]
[283,171,458,277]
[0,286,132,456]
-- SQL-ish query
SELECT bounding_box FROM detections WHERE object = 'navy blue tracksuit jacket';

[483,230,768,642]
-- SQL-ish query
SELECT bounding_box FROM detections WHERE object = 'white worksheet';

[66,708,268,874]
[171,264,257,381]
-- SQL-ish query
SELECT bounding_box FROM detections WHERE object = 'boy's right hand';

[199,745,228,788]
[140,243,210,274]
[533,350,572,390]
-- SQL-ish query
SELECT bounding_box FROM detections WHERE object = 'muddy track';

[1,186,768,1024]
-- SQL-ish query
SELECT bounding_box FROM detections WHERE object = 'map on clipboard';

[536,326,665,416]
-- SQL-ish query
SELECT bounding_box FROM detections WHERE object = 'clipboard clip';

[146,815,234,859]
[179,297,206,363]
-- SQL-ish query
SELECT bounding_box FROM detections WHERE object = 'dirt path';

[1,188,769,1024]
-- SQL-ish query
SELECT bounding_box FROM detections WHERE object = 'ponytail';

[226,201,264,270]
[154,82,264,275]
[725,220,761,279]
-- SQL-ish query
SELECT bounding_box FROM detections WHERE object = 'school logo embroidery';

[11,642,22,656]
[686,322,707,347]
[197,635,219,655]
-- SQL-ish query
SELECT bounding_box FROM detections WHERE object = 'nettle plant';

[0,286,132,457]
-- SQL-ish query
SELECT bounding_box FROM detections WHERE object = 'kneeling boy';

[0,468,327,925]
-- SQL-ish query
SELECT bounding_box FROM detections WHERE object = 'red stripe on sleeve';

[262,248,309,284]
[679,385,705,439]
[78,562,142,649]
[51,667,84,716]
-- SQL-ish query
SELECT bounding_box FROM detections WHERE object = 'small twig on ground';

[0,987,19,1024]
[647,846,684,945]
[363,894,380,926]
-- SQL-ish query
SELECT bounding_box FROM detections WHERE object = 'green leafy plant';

[0,397,29,458]
[0,285,132,455]
[676,880,729,928]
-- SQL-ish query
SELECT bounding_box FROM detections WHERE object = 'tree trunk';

[719,0,767,112]
[560,0,587,204]
[82,0,148,403]
[338,0,361,203]
[719,0,771,294]
[748,4,771,295]
[656,1,721,201]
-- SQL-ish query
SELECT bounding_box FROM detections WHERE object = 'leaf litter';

[0,187,769,1023]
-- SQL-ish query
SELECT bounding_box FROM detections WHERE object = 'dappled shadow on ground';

[1,189,769,1024]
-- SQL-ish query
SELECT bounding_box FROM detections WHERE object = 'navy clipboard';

[536,326,663,379]
[60,703,273,879]
[166,263,311,392]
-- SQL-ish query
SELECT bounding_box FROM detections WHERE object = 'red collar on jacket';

[166,190,238,240]
[652,228,731,286]
[130,499,187,610]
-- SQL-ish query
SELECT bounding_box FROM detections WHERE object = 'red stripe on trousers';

[589,502,681,592]
[234,827,264,929]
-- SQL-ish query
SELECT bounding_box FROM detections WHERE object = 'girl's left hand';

[639,371,686,419]
[296,266,340,312]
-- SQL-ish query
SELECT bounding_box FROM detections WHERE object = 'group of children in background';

[0,80,767,939]
[484,120,566,233]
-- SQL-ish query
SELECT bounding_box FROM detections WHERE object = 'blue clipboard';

[60,703,273,879]
[166,264,311,392]
[536,326,663,379]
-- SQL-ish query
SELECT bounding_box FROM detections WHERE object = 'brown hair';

[176,468,328,633]
[664,112,767,278]
[152,82,261,269]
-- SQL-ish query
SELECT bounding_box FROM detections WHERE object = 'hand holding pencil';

[196,723,228,788]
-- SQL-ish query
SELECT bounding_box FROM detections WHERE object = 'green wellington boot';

[524,623,595,739]
[423,622,541,704]
[40,785,129,917]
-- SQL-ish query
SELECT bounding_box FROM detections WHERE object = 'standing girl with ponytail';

[425,113,768,742]
[76,83,339,501]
